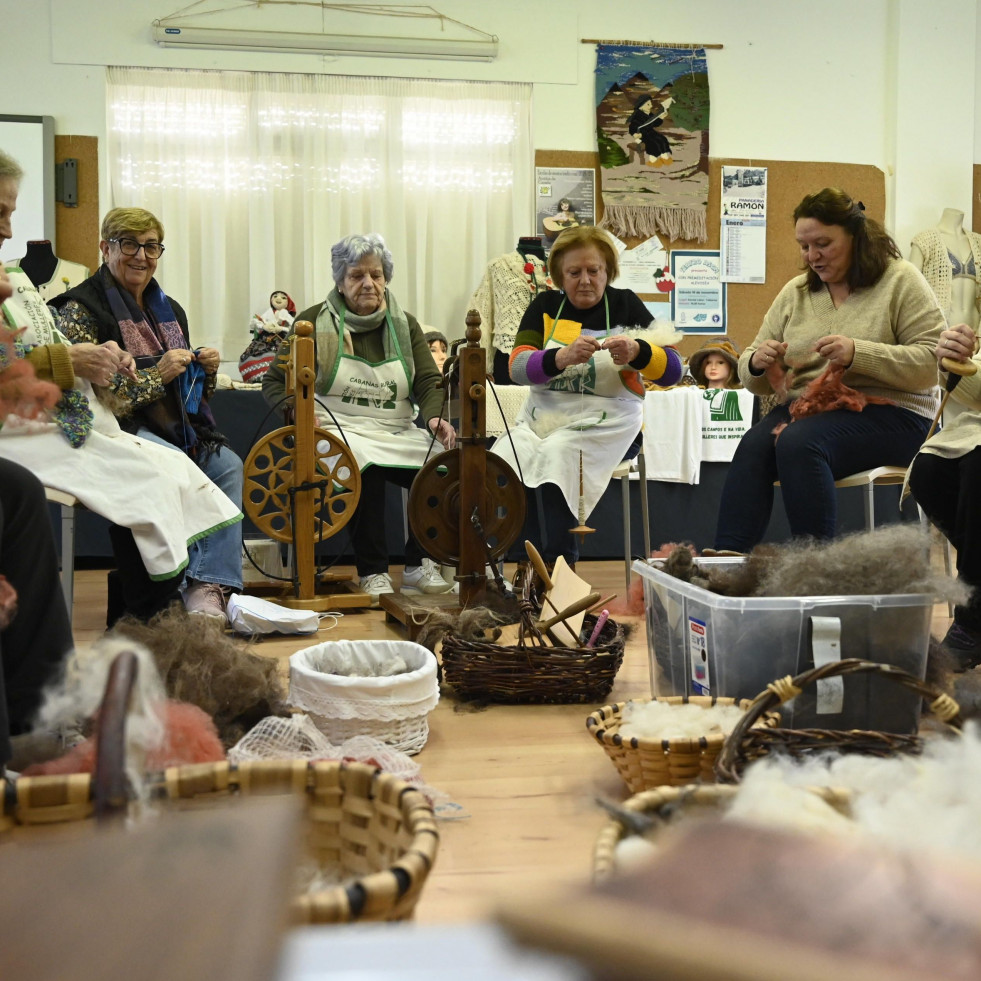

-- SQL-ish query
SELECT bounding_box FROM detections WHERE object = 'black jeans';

[351,464,426,577]
[909,447,981,631]
[0,460,74,763]
[715,403,930,551]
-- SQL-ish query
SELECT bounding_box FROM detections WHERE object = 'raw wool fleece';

[726,724,981,860]
[787,362,894,422]
[109,608,289,748]
[676,525,968,605]
[619,699,746,740]
[29,636,167,800]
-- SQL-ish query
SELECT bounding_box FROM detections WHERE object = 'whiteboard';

[0,115,55,264]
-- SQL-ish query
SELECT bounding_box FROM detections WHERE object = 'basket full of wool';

[594,718,977,885]
[586,697,780,793]
[289,641,439,756]
[638,525,963,733]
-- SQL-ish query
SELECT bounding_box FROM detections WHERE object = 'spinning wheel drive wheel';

[408,450,525,565]
[244,427,360,544]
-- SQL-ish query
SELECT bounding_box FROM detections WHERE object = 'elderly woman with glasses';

[262,232,456,605]
[53,207,244,623]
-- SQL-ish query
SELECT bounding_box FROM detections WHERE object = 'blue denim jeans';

[714,403,930,551]
[136,427,244,590]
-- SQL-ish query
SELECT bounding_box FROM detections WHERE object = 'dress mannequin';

[12,241,90,302]
[909,209,981,330]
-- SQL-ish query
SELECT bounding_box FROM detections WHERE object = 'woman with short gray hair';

[263,232,455,604]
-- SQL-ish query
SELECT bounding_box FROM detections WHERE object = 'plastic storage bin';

[636,558,934,733]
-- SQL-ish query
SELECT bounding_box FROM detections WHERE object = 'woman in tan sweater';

[714,188,943,551]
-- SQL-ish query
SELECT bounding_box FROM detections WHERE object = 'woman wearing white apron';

[491,226,683,566]
[0,149,242,622]
[262,233,456,604]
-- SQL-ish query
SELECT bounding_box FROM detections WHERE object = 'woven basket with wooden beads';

[586,696,780,793]
[591,783,853,882]
[713,658,964,783]
[4,759,439,925]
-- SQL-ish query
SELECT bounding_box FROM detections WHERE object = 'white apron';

[0,268,241,579]
[314,314,438,471]
[491,301,643,518]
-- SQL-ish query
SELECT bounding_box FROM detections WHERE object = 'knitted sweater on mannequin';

[910,227,981,320]
[468,251,554,372]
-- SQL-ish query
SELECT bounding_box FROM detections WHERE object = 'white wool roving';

[724,764,856,837]
[619,700,746,741]
[725,724,981,861]
[31,636,167,803]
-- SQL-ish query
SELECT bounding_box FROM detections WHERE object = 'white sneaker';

[359,572,394,606]
[401,558,454,594]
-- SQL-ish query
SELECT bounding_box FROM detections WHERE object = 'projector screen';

[0,114,55,264]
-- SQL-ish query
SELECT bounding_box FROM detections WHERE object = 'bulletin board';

[54,135,100,273]
[534,150,885,358]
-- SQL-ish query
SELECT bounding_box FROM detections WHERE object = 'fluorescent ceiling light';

[151,22,498,62]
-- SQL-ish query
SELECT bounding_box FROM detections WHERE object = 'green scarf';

[314,287,415,395]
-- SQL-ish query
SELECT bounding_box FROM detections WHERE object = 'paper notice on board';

[611,234,668,294]
[720,166,767,283]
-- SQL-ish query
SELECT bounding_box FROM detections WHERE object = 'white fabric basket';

[288,640,439,755]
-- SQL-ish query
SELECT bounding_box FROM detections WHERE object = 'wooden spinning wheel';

[244,427,360,544]
[409,450,525,565]
[241,320,370,609]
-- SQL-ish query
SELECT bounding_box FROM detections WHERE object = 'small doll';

[240,290,297,383]
[688,339,742,390]
[250,290,296,333]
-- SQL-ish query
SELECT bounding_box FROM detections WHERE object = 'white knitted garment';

[468,251,554,371]
[911,227,981,318]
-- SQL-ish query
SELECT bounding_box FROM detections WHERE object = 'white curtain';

[106,67,532,372]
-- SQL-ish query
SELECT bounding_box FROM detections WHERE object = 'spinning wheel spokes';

[408,449,525,565]
[244,427,360,544]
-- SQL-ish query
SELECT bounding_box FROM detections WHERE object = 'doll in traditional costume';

[240,290,297,383]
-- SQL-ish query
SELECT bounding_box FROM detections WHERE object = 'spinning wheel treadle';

[409,450,524,564]
[244,427,360,544]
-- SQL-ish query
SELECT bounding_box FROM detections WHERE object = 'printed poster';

[669,249,726,333]
[721,165,767,283]
[535,166,596,253]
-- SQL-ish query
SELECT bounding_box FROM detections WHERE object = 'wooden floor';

[69,558,956,926]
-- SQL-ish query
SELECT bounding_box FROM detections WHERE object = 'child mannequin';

[688,339,741,389]
[424,330,449,371]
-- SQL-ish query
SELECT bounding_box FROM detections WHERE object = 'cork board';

[54,135,100,273]
[535,151,885,358]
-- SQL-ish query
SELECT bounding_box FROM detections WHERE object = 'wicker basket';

[440,611,624,704]
[592,783,852,882]
[4,759,438,924]
[586,697,780,793]
[714,658,964,783]
[289,640,439,755]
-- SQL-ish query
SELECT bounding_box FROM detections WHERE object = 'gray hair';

[330,233,394,287]
[0,149,24,183]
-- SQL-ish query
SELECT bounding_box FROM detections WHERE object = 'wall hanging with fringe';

[594,43,711,243]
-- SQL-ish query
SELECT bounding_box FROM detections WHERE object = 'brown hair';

[548,225,620,285]
[100,206,164,245]
[793,188,900,292]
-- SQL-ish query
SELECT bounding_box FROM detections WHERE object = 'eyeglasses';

[110,237,165,259]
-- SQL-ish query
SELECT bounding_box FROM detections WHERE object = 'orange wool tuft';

[22,701,226,776]
[790,363,893,421]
